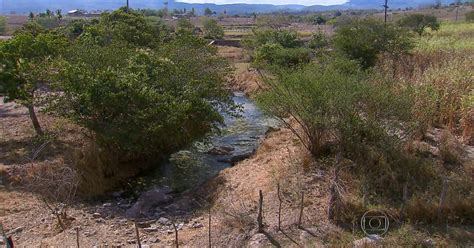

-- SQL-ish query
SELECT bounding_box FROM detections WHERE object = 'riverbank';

[2,44,473,247]
[0,39,334,246]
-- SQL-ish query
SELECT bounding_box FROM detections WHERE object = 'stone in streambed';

[125,186,173,218]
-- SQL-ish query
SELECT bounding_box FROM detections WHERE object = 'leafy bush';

[176,18,195,33]
[0,16,6,35]
[81,8,158,47]
[247,28,299,49]
[0,24,67,135]
[308,31,329,50]
[254,43,311,68]
[257,54,414,157]
[34,16,61,30]
[202,18,224,39]
[333,18,413,68]
[398,14,440,35]
[465,11,474,22]
[50,32,234,159]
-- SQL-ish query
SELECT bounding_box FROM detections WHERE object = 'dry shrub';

[214,192,257,247]
[377,51,473,143]
[216,194,256,232]
[74,140,151,196]
[18,161,79,231]
[439,130,464,165]
[405,196,438,224]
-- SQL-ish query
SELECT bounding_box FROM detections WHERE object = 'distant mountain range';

[0,0,458,15]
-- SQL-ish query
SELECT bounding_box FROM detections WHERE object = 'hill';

[0,0,459,15]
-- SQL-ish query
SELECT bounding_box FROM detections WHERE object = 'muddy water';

[133,92,278,192]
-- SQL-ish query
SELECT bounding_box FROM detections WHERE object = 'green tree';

[176,18,194,33]
[333,19,413,69]
[29,12,35,20]
[56,9,63,21]
[0,25,67,135]
[315,16,327,25]
[202,18,224,39]
[398,14,440,35]
[465,11,474,22]
[80,8,158,47]
[247,28,298,49]
[50,33,234,159]
[0,17,6,35]
[308,30,329,50]
[204,8,213,16]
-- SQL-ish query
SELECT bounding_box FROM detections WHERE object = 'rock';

[92,213,102,218]
[137,220,155,228]
[265,126,280,135]
[141,245,150,248]
[7,226,23,235]
[0,236,5,245]
[143,227,159,232]
[353,235,383,248]
[157,217,171,225]
[103,203,112,207]
[192,222,204,228]
[125,186,173,218]
[176,223,184,230]
[118,203,131,209]
[112,191,123,197]
[84,230,97,237]
[248,233,267,247]
[423,238,436,246]
[218,151,254,165]
[150,237,161,243]
[206,146,234,155]
[127,239,136,244]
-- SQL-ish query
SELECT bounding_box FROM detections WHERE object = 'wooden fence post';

[277,183,282,231]
[208,208,212,248]
[75,227,80,248]
[173,221,179,248]
[134,221,141,248]
[400,180,409,223]
[257,190,264,233]
[438,177,448,221]
[298,192,304,228]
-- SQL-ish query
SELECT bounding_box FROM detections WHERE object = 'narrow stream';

[131,92,278,192]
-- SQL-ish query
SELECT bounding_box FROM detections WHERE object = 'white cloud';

[175,0,347,6]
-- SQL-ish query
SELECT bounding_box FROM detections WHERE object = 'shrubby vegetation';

[0,23,67,135]
[202,18,224,39]
[333,19,413,68]
[0,9,235,188]
[252,16,473,226]
[0,16,6,34]
[465,10,474,22]
[398,14,440,35]
[244,28,313,68]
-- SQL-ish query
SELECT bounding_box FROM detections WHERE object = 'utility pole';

[383,0,389,23]
[126,0,129,12]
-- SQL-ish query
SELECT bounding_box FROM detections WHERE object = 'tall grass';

[416,22,474,52]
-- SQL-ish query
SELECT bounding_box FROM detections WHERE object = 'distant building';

[172,13,192,20]
[67,10,85,17]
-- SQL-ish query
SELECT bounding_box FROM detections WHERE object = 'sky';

[175,0,348,6]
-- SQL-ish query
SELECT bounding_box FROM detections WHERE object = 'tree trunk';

[27,104,43,136]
